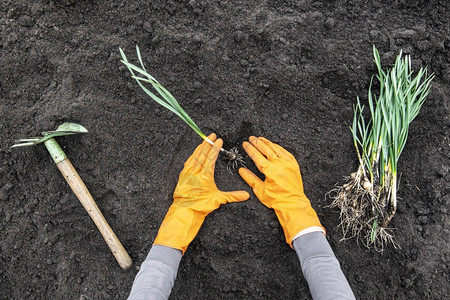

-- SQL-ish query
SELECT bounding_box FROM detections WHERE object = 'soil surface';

[1,0,449,299]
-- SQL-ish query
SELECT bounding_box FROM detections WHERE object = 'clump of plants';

[329,45,433,250]
[119,46,244,170]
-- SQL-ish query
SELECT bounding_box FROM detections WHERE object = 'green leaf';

[120,46,208,140]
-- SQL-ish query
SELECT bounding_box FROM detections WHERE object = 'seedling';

[329,46,433,250]
[120,46,244,170]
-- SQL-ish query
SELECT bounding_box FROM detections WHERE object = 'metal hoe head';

[11,122,89,148]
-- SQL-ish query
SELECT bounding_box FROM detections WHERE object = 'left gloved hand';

[153,133,250,253]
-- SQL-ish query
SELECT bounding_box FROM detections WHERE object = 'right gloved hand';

[239,136,325,247]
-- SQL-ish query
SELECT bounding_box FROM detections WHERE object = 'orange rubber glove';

[239,136,325,247]
[154,133,250,253]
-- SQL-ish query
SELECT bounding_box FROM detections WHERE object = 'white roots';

[220,147,245,171]
[328,170,399,252]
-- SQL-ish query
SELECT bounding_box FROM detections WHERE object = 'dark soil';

[1,0,449,299]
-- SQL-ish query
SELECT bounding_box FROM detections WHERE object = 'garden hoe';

[11,122,133,270]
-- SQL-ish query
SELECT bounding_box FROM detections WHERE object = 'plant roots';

[328,171,400,251]
[221,147,245,171]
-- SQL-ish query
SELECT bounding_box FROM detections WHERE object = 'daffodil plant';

[120,46,244,170]
[329,45,434,250]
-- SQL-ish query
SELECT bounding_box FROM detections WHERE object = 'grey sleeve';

[293,232,355,300]
[128,245,182,300]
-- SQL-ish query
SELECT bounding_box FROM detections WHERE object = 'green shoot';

[119,46,245,170]
[330,45,434,250]
[119,46,208,141]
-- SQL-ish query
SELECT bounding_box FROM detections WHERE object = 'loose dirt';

[1,0,448,299]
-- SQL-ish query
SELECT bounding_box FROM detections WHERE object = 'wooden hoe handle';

[57,158,133,270]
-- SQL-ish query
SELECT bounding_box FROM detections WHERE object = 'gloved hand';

[154,133,250,253]
[239,136,325,247]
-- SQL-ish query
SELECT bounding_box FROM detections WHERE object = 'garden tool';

[11,122,132,270]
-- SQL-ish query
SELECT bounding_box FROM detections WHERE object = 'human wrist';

[273,199,324,247]
[153,205,206,254]
[292,226,325,241]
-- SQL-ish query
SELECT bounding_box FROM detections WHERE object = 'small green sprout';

[329,45,434,250]
[120,46,244,170]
